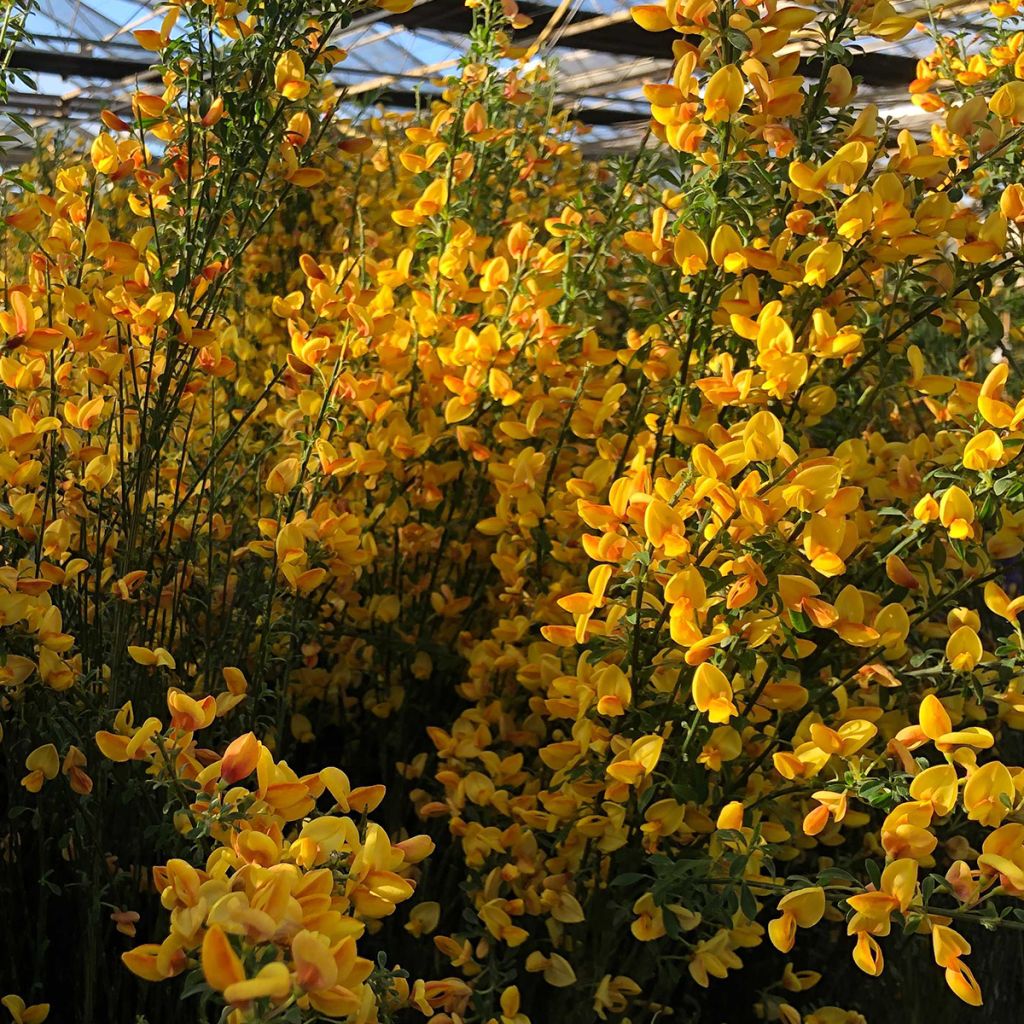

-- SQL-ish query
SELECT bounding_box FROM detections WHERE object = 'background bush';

[4,1,1024,1022]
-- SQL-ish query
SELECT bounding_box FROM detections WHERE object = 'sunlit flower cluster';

[5,0,1024,1021]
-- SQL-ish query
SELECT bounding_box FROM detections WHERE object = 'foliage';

[0,0,38,179]
[5,0,1024,1023]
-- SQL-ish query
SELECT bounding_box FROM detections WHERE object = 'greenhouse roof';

[1,0,992,163]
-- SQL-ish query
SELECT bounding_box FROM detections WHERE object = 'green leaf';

[739,884,759,921]
[979,303,1005,346]
[7,113,33,136]
[865,859,882,889]
[726,29,750,54]
[993,474,1019,496]
[610,872,649,887]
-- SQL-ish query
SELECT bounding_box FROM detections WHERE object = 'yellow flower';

[220,732,260,784]
[963,430,1005,470]
[673,227,709,275]
[803,241,843,287]
[21,745,59,793]
[692,662,738,723]
[946,626,983,671]
[405,901,441,937]
[201,925,246,993]
[768,887,826,953]
[274,50,310,100]
[1,996,49,1024]
[938,485,975,539]
[990,80,1024,119]
[963,761,1015,826]
[703,65,745,121]
[631,4,672,32]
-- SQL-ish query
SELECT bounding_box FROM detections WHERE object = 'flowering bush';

[6,0,1024,1021]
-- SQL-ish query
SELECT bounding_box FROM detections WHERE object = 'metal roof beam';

[337,84,647,127]
[386,1,664,57]
[5,83,644,130]
[25,33,149,54]
[5,91,113,117]
[8,46,150,79]
[384,0,920,85]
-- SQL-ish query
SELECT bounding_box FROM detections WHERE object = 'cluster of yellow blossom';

[5,0,1024,1020]
[103,698,433,1021]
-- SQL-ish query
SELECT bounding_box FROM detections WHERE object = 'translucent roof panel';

[0,0,999,163]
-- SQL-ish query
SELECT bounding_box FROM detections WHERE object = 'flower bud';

[220,732,259,785]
